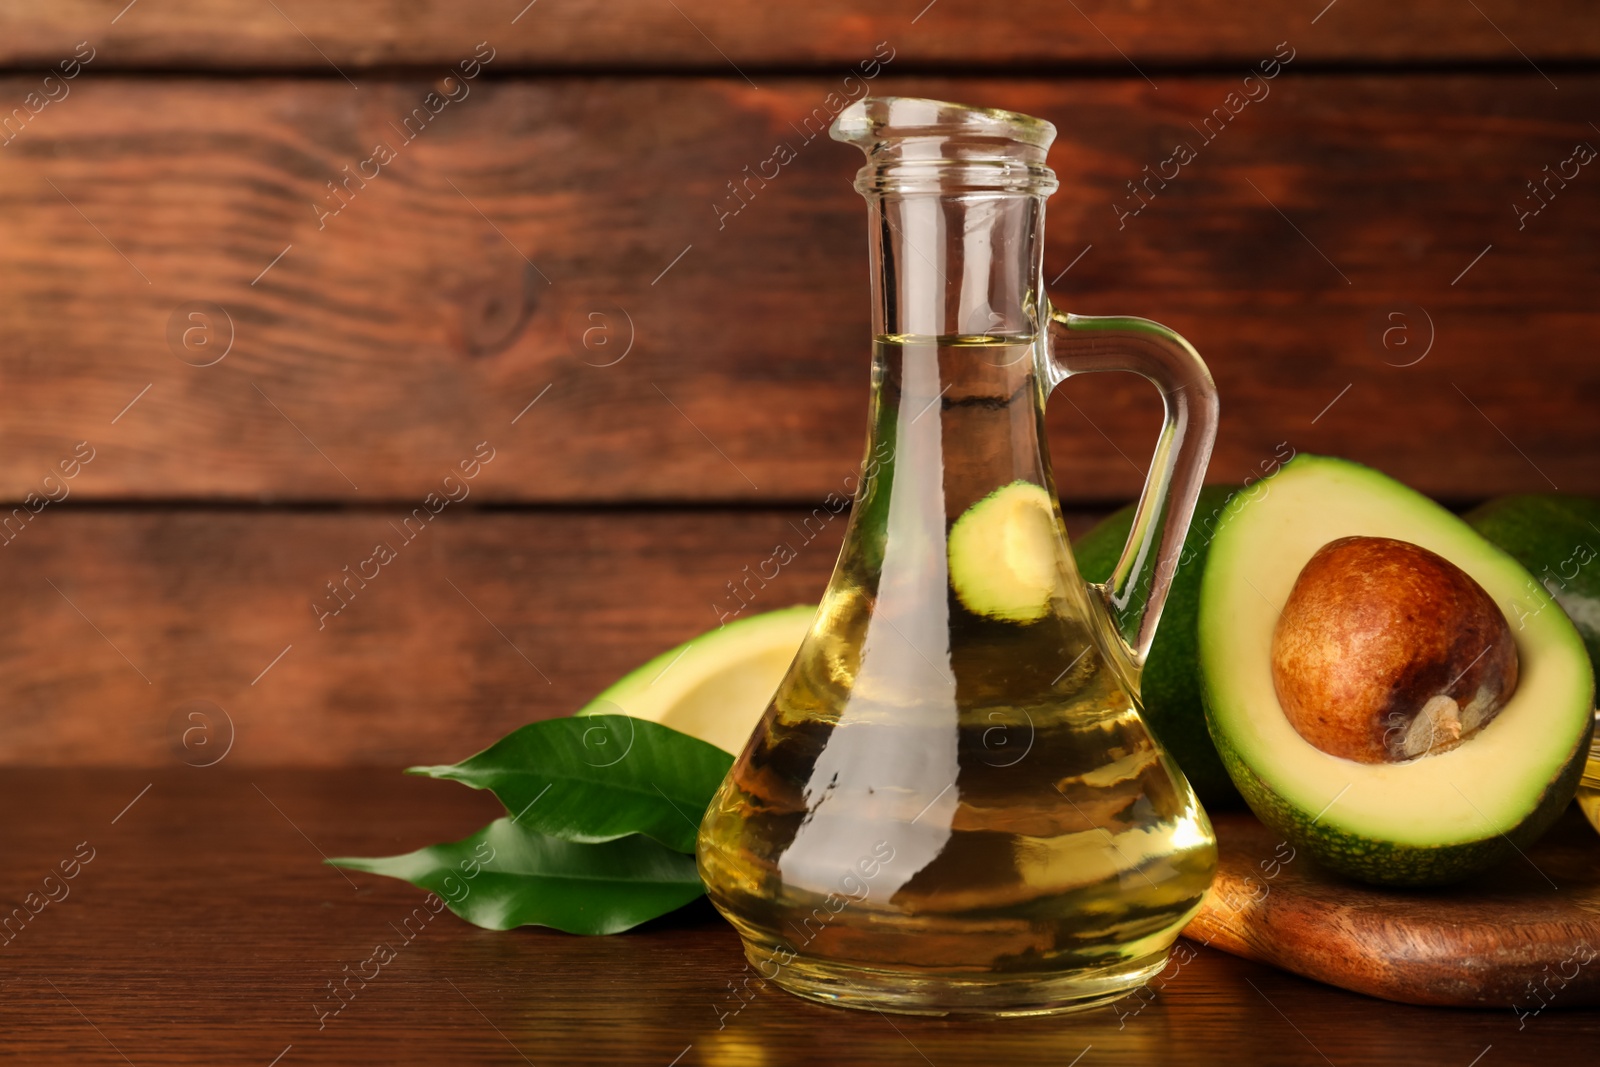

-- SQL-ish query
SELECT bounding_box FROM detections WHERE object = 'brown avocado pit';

[1270,535,1520,764]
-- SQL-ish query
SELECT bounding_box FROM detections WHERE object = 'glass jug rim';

[830,96,1059,197]
[831,96,1057,152]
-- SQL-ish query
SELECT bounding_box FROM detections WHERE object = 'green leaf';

[407,715,732,853]
[328,817,705,936]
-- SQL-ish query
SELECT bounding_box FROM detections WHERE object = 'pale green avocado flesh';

[1199,455,1595,886]
[947,480,1068,623]
[574,605,814,756]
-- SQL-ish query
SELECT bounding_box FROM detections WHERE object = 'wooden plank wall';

[0,2,1594,764]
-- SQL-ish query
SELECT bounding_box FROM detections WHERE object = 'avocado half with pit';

[573,604,813,755]
[1199,455,1594,886]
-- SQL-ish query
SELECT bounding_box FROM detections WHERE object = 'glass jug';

[697,97,1221,1017]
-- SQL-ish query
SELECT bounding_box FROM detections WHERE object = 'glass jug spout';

[697,96,1220,1017]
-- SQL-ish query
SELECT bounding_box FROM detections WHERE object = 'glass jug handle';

[1043,305,1220,666]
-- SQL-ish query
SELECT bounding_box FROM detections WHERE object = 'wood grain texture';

[5,0,1600,70]
[0,505,999,766]
[4,766,1597,1067]
[0,75,1595,504]
[1188,810,1600,1008]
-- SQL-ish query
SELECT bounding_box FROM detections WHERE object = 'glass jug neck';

[832,97,1059,343]
[867,193,1048,342]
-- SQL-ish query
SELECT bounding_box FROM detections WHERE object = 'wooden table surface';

[11,766,1594,1066]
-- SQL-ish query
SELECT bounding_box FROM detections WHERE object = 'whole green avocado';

[1466,494,1600,678]
[1075,485,1242,809]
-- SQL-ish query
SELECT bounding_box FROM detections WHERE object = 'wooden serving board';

[1185,809,1600,1010]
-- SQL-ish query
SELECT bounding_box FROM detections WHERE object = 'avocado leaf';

[328,817,705,936]
[408,715,732,854]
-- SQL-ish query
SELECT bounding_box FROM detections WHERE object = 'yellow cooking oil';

[696,336,1217,1016]
[1576,715,1600,832]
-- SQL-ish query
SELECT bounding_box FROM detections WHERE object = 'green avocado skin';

[1466,494,1600,677]
[1212,711,1592,887]
[1075,485,1242,809]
